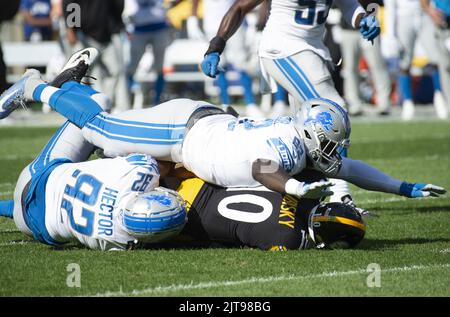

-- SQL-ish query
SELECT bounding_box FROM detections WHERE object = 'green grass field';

[0,120,449,297]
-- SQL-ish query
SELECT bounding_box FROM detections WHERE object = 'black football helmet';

[308,202,366,249]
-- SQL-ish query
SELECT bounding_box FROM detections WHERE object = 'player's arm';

[201,0,266,78]
[334,0,380,42]
[330,157,447,198]
[252,159,333,199]
[421,0,447,27]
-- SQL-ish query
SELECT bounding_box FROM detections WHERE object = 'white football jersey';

[182,115,307,187]
[44,154,160,250]
[260,0,364,60]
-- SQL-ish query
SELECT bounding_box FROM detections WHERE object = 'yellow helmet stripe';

[312,215,366,231]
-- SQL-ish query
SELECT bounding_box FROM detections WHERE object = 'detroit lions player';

[199,0,381,208]
[0,52,446,202]
[0,49,187,251]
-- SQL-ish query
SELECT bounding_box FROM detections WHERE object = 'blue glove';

[201,52,220,78]
[399,182,447,198]
[359,15,380,42]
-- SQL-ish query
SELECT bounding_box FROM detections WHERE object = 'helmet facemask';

[295,98,351,176]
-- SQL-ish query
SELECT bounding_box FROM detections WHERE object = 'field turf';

[0,120,449,297]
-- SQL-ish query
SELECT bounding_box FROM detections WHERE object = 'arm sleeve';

[334,0,366,28]
[330,157,403,195]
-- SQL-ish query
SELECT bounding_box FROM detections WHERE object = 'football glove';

[201,52,220,78]
[295,180,334,199]
[359,15,380,42]
[400,182,447,198]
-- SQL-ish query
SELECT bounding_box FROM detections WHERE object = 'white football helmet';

[295,98,351,176]
[119,187,187,243]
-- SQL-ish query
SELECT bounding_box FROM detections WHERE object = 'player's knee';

[91,93,112,112]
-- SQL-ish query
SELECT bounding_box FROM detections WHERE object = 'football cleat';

[49,47,99,88]
[0,69,41,119]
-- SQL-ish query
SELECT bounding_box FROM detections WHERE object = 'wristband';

[285,179,301,196]
[205,36,226,56]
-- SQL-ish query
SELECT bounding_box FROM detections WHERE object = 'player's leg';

[261,50,347,115]
[340,29,364,116]
[397,15,417,121]
[225,27,262,117]
[420,14,449,120]
[361,37,392,115]
[149,28,172,105]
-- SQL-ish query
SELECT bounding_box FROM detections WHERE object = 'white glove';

[186,16,205,41]
[286,179,334,199]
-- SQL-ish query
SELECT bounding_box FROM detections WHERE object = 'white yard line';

[0,191,13,197]
[0,229,20,233]
[93,263,450,297]
[0,240,34,246]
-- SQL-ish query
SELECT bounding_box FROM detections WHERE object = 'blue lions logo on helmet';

[304,111,334,131]
[145,194,172,207]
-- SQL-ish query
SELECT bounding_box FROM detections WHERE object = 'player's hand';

[400,182,447,198]
[359,15,380,42]
[186,16,205,41]
[296,181,334,199]
[428,8,446,28]
[201,52,220,78]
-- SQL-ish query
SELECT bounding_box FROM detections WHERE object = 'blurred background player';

[62,0,130,112]
[0,1,21,94]
[189,0,263,118]
[123,0,172,108]
[200,0,381,207]
[340,0,392,116]
[384,0,448,120]
[421,0,450,119]
[20,0,53,42]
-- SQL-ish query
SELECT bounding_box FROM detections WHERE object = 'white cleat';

[401,100,415,121]
[0,69,41,119]
[433,91,448,120]
[49,47,99,88]
[245,104,265,119]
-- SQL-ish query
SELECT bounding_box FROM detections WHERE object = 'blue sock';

[431,69,442,92]
[239,71,255,105]
[274,84,287,103]
[217,72,230,105]
[33,83,103,128]
[60,81,99,97]
[398,74,413,101]
[0,200,14,218]
[154,74,165,105]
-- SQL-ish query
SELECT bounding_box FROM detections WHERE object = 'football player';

[199,0,381,210]
[172,170,366,250]
[0,50,446,205]
[0,49,187,251]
